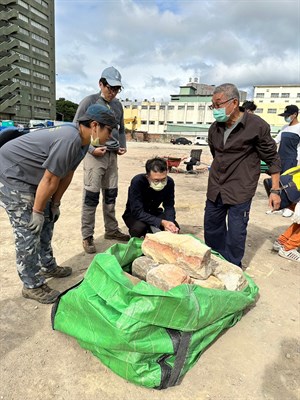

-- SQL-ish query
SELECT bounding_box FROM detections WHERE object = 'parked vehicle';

[170,137,192,145]
[194,135,208,146]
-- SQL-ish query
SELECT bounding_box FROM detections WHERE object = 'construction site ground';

[0,141,299,400]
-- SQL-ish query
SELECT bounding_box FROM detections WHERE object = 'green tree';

[56,98,79,122]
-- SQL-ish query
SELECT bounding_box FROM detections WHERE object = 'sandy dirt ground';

[0,142,299,400]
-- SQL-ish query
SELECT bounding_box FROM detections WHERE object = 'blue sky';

[55,0,300,104]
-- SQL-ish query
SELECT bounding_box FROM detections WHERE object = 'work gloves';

[28,201,61,234]
[50,202,60,223]
[28,211,45,234]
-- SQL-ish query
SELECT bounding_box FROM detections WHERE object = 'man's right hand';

[92,147,107,157]
[28,211,45,234]
[161,220,179,233]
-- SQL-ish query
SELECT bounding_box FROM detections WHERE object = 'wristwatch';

[270,189,281,195]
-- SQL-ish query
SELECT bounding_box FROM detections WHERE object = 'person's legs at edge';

[226,199,252,266]
[204,194,228,258]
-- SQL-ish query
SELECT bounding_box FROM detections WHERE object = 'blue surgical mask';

[213,108,229,123]
[284,116,292,123]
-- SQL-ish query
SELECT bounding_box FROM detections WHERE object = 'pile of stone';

[129,231,248,292]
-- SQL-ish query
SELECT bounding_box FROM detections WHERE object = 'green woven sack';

[52,237,258,389]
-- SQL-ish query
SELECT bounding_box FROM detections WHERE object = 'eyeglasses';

[149,178,167,185]
[209,97,235,110]
[105,84,122,94]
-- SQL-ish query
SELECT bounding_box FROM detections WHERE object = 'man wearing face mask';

[122,157,179,238]
[73,66,130,254]
[275,105,300,173]
[204,83,281,267]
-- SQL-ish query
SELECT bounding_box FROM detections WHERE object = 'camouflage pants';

[0,183,57,288]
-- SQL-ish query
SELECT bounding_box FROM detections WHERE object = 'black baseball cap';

[77,104,117,128]
[278,105,299,117]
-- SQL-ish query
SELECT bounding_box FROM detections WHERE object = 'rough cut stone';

[192,276,225,290]
[123,271,141,286]
[146,264,192,291]
[132,256,159,280]
[210,254,248,291]
[142,231,212,279]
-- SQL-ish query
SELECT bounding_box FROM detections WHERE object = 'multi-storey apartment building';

[0,0,55,125]
[253,84,300,128]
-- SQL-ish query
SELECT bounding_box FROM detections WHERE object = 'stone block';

[142,231,212,279]
[210,254,248,291]
[192,275,225,290]
[123,271,141,286]
[146,264,191,291]
[132,256,159,280]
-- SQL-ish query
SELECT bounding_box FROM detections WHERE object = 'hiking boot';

[41,266,72,278]
[22,284,60,304]
[104,229,130,241]
[83,236,96,254]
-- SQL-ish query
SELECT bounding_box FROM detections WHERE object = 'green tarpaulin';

[52,237,259,389]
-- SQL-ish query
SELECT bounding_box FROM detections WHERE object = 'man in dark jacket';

[122,157,179,238]
[204,83,281,267]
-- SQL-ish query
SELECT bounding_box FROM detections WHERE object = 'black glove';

[28,211,45,234]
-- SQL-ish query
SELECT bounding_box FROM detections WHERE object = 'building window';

[167,121,173,123]
[159,121,164,125]
[19,13,29,22]
[267,109,277,113]
[32,33,49,45]
[186,121,193,124]
[32,46,49,57]
[19,27,29,36]
[270,93,279,98]
[198,105,205,110]
[17,0,29,9]
[159,105,165,110]
[19,66,30,74]
[141,120,147,124]
[32,59,49,68]
[178,106,185,110]
[19,40,29,49]
[17,52,30,62]
[30,6,48,20]
[33,0,48,7]
[33,71,49,80]
[141,106,148,110]
[168,106,174,110]
[256,108,263,113]
[187,106,194,110]
[177,121,184,124]
[32,83,49,92]
[149,106,156,110]
[297,93,300,98]
[33,95,49,103]
[281,93,290,98]
[31,20,49,33]
[256,93,264,98]
[132,105,137,109]
[149,121,155,125]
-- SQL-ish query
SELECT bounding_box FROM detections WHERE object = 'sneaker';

[282,208,294,218]
[41,265,72,278]
[278,248,300,262]
[266,209,283,215]
[273,240,284,252]
[22,284,60,304]
[83,236,96,253]
[104,229,130,241]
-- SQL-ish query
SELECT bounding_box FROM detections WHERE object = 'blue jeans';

[204,194,252,266]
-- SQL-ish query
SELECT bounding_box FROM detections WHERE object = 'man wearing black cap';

[0,104,116,303]
[275,105,300,173]
[73,66,130,254]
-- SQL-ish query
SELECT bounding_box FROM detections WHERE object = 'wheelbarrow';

[163,156,183,172]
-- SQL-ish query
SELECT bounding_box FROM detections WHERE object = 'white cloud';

[55,0,300,104]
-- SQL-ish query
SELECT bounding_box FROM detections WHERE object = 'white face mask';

[149,181,167,191]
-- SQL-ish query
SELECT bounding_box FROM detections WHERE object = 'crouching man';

[0,104,116,303]
[122,157,179,238]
